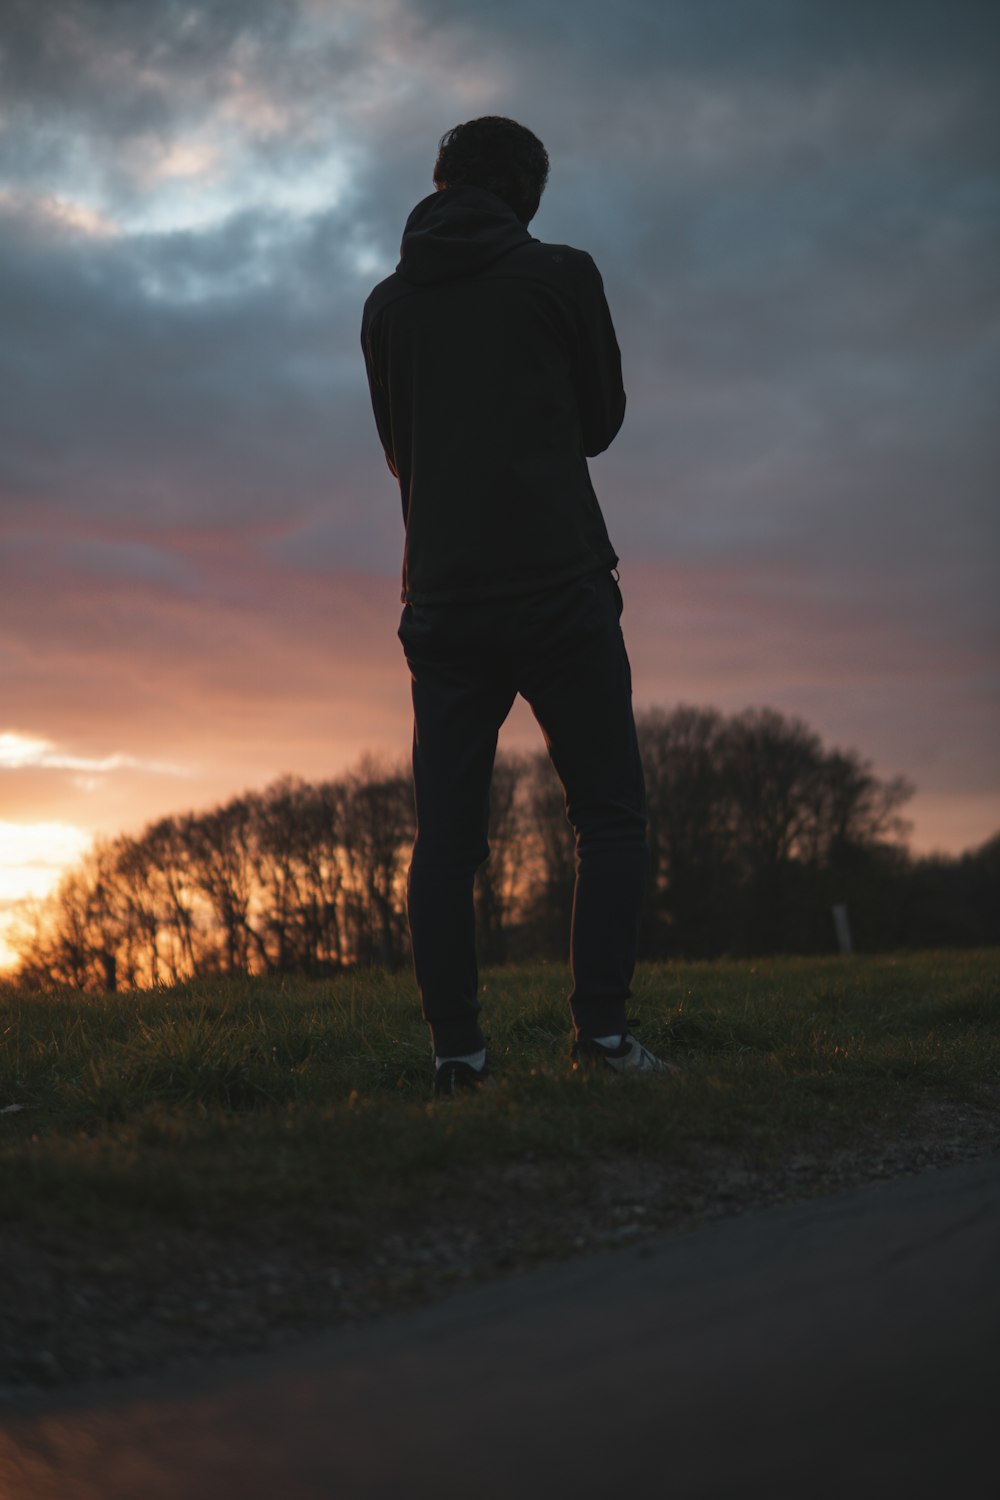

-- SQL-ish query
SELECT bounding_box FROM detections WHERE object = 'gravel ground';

[2,1097,998,1399]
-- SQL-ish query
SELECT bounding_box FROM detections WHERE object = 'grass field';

[2,950,998,1389]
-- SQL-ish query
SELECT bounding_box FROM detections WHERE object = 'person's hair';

[433,116,549,225]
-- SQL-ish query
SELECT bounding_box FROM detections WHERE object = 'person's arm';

[360,315,399,478]
[573,253,626,457]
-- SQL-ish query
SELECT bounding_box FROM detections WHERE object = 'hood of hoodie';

[396,185,534,286]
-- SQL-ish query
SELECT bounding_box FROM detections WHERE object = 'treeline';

[12,707,999,990]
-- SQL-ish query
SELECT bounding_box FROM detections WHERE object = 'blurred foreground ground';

[1,1151,996,1500]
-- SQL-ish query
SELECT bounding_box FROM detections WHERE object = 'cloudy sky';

[1,0,998,963]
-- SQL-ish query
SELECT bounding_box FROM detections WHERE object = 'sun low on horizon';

[0,819,93,970]
[1,1,998,971]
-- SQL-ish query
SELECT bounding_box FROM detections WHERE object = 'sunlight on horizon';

[0,821,94,971]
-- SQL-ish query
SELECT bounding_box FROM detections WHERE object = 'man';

[361,116,668,1095]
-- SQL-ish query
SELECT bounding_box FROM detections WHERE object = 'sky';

[1,0,998,965]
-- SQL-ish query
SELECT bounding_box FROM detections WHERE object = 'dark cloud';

[0,197,384,546]
[416,0,1000,78]
[0,1,296,191]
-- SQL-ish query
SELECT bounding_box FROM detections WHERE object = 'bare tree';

[296,780,348,972]
[637,705,735,956]
[182,797,258,976]
[116,832,167,986]
[338,755,414,968]
[809,748,914,863]
[251,777,308,973]
[143,816,202,981]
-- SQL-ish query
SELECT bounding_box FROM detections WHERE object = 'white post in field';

[832,903,853,956]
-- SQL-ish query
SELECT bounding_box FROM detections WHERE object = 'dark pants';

[398,568,648,1058]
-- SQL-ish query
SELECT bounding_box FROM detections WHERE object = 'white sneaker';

[572,1031,672,1074]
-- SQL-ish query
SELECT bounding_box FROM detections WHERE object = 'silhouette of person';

[362,117,667,1094]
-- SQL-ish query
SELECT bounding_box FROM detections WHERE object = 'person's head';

[433,115,549,225]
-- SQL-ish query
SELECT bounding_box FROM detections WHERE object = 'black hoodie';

[361,186,625,605]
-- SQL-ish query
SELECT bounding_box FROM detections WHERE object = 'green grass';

[2,951,998,1244]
